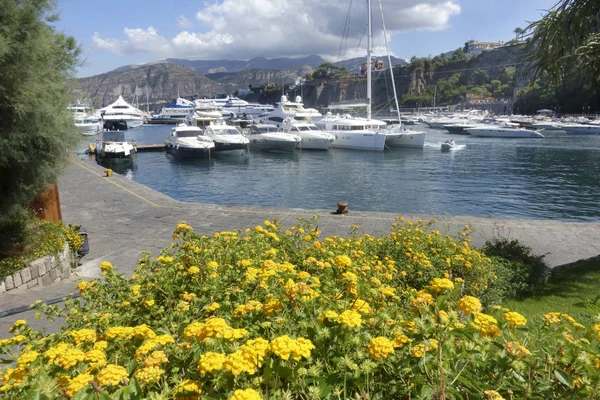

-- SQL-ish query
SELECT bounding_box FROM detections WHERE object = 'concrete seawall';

[1,156,599,335]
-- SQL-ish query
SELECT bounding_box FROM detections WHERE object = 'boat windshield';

[251,125,279,135]
[213,128,240,135]
[103,132,126,142]
[176,131,201,138]
[296,126,313,132]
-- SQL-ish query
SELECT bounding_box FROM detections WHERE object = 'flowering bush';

[1,218,599,399]
[0,220,82,280]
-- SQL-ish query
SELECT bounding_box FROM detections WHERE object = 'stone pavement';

[2,156,600,337]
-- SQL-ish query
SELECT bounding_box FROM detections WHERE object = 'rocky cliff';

[75,63,229,107]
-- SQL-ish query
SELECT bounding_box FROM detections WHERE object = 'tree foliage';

[526,0,600,88]
[0,0,80,221]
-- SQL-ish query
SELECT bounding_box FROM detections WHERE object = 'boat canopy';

[102,131,126,142]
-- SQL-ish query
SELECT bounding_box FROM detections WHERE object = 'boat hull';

[443,125,473,135]
[330,132,386,151]
[562,125,600,135]
[213,142,248,153]
[466,128,544,138]
[166,143,212,158]
[148,117,186,125]
[249,139,298,152]
[298,138,331,150]
[385,132,426,148]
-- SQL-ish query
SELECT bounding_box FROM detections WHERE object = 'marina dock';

[134,143,166,152]
[1,156,600,335]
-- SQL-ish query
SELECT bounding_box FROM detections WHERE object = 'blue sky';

[54,0,557,78]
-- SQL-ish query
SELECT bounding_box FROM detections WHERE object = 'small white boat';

[248,124,301,152]
[165,124,214,158]
[466,126,544,138]
[561,124,600,135]
[441,142,466,151]
[204,122,250,154]
[96,131,136,158]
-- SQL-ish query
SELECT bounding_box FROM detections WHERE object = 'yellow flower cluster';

[337,310,362,328]
[205,302,220,312]
[100,261,113,274]
[96,364,128,386]
[410,339,438,358]
[504,311,527,328]
[368,337,395,359]
[269,335,315,361]
[134,366,164,385]
[71,328,97,345]
[429,278,455,293]
[484,390,505,400]
[457,296,482,314]
[410,290,434,308]
[471,313,501,338]
[229,388,262,400]
[504,341,532,358]
[174,379,201,396]
[65,373,94,396]
[198,352,227,375]
[183,318,248,342]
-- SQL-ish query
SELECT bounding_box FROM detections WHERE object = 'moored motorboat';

[281,121,334,150]
[165,124,215,158]
[148,98,194,124]
[561,124,600,135]
[95,131,136,158]
[204,122,250,154]
[75,115,102,136]
[443,124,477,135]
[466,126,544,138]
[248,124,301,152]
[315,114,387,151]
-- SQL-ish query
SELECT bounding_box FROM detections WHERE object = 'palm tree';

[514,27,524,40]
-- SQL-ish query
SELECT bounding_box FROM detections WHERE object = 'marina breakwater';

[1,156,600,335]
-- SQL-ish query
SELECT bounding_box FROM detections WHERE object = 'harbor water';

[80,125,600,222]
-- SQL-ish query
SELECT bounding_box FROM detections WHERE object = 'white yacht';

[99,96,145,130]
[200,96,273,117]
[443,124,478,135]
[384,129,427,148]
[74,115,102,136]
[192,100,224,126]
[466,126,544,138]
[315,114,387,151]
[165,124,215,158]
[281,121,335,150]
[260,95,322,126]
[204,122,250,154]
[95,131,136,158]
[247,124,301,152]
[561,124,600,135]
[148,98,194,124]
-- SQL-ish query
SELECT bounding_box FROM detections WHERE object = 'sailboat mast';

[367,0,372,120]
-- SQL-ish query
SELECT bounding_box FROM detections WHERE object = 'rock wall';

[0,244,72,293]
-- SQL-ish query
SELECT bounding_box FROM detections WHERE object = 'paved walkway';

[2,156,600,336]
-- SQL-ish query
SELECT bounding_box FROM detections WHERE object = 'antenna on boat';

[367,0,372,121]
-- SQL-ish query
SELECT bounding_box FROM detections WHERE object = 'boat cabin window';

[268,117,284,123]
[213,128,240,135]
[113,105,129,109]
[251,126,278,135]
[296,126,312,132]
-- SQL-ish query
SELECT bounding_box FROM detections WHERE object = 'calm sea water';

[78,125,600,222]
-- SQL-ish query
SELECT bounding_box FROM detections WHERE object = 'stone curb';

[0,244,73,294]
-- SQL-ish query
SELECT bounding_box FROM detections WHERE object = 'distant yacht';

[466,126,544,138]
[99,95,145,130]
[68,103,102,135]
[165,124,215,158]
[561,124,600,135]
[148,98,194,124]
[201,96,274,117]
[259,95,322,126]
[192,100,223,127]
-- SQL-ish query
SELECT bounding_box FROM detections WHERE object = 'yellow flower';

[263,299,283,316]
[504,341,531,358]
[174,379,201,397]
[134,366,164,385]
[96,364,128,386]
[335,255,352,268]
[472,313,501,338]
[131,284,141,296]
[84,349,107,368]
[351,299,372,314]
[144,350,168,367]
[65,373,94,397]
[77,281,94,293]
[484,390,505,400]
[504,312,527,328]
[410,339,438,358]
[206,261,219,269]
[198,352,227,375]
[205,302,220,313]
[144,299,155,308]
[457,296,482,314]
[410,290,433,308]
[429,278,454,293]
[392,331,412,348]
[100,261,113,274]
[187,266,200,275]
[17,351,39,367]
[9,320,26,333]
[70,329,97,346]
[368,337,395,359]
[337,310,362,328]
[229,388,262,400]
[176,301,190,312]
[269,335,314,361]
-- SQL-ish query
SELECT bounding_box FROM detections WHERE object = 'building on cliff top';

[463,40,503,57]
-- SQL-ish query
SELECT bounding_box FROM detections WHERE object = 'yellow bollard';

[104,169,113,177]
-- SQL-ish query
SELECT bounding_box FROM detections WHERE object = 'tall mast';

[367,0,372,120]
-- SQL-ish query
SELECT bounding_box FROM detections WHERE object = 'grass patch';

[505,256,600,322]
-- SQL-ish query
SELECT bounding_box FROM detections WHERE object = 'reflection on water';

[94,155,137,176]
[77,125,600,221]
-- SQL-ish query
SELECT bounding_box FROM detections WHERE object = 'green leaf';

[22,384,48,400]
[554,369,573,387]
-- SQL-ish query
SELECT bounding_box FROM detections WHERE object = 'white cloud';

[176,15,192,27]
[92,0,460,59]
